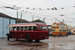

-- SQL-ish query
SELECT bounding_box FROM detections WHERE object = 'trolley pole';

[17,11,18,23]
[21,12,22,23]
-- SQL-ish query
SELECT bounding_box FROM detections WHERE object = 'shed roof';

[0,13,30,23]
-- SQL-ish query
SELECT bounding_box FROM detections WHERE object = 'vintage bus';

[6,23,49,42]
[70,29,75,34]
[67,26,75,34]
[51,22,68,36]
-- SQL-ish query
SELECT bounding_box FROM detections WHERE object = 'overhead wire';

[15,0,27,5]
[46,0,63,23]
[22,10,55,21]
[46,0,60,15]
[50,0,62,14]
[56,0,60,5]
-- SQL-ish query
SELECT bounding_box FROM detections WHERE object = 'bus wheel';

[16,38,18,41]
[53,35,56,37]
[35,40,40,42]
[25,35,32,42]
[66,34,68,36]
[59,33,61,37]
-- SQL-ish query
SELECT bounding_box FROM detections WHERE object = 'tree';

[31,19,46,24]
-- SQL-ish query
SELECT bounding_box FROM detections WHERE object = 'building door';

[3,18,9,37]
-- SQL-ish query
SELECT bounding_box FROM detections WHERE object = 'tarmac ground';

[0,35,75,50]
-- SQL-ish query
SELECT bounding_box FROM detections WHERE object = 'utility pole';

[17,11,18,23]
[4,6,21,23]
[21,10,24,23]
[43,18,45,22]
[32,16,34,21]
[62,19,64,23]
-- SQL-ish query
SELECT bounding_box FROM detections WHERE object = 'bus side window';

[33,26,37,31]
[20,27,23,31]
[17,27,19,31]
[24,26,27,31]
[10,27,13,31]
[29,26,32,31]
[19,27,23,31]
[13,27,17,31]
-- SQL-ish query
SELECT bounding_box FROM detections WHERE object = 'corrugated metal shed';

[0,13,30,37]
[0,13,30,23]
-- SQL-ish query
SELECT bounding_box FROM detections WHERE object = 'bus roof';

[8,23,47,27]
[52,22,67,25]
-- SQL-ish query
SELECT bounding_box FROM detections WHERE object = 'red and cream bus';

[6,23,49,42]
[51,22,68,36]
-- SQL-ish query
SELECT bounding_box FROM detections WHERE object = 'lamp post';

[21,10,24,23]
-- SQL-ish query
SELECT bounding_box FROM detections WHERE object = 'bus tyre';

[66,34,68,36]
[16,38,18,41]
[59,33,61,37]
[25,35,32,42]
[53,35,56,37]
[35,40,40,42]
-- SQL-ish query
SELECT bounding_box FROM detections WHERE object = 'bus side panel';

[52,32,59,35]
[52,32,67,35]
[61,32,67,35]
[30,31,49,40]
[10,31,29,39]
[10,31,49,40]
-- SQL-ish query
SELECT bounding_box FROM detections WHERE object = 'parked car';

[67,31,71,35]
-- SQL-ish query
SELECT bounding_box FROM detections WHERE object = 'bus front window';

[41,26,48,31]
[53,24,56,26]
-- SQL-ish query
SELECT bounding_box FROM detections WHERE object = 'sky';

[0,0,75,26]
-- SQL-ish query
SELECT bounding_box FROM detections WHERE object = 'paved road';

[0,35,75,50]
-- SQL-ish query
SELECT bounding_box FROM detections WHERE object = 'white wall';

[0,17,3,37]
